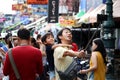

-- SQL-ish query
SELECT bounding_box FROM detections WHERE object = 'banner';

[12,4,23,11]
[31,5,48,16]
[27,0,48,4]
[59,0,79,14]
[12,4,32,16]
[48,0,59,23]
[59,16,76,27]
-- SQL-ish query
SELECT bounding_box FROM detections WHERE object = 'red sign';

[27,0,48,4]
[12,4,23,11]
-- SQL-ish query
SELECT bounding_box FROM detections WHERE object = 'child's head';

[41,32,54,45]
[36,34,42,44]
[31,37,40,49]
[36,34,41,40]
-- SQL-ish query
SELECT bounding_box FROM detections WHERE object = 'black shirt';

[45,45,55,71]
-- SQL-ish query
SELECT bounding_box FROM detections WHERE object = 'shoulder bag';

[8,49,21,80]
[56,58,80,80]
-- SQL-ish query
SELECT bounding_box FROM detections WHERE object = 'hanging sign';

[48,0,59,23]
[12,4,23,11]
[27,0,48,4]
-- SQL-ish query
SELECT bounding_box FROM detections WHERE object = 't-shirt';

[45,45,55,71]
[3,45,43,80]
[54,46,73,80]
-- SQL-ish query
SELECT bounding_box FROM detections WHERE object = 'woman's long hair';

[93,38,107,65]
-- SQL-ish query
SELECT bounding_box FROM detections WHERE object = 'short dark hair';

[5,33,12,43]
[17,28,30,40]
[41,32,53,43]
[36,34,41,40]
[57,28,71,43]
[31,37,40,49]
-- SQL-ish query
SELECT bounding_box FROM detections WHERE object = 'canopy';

[78,4,106,23]
[89,4,106,23]
[75,10,85,19]
[79,0,120,23]
[113,0,120,18]
[78,8,94,23]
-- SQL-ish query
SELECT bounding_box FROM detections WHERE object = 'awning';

[79,0,120,23]
[113,0,120,18]
[78,8,94,23]
[78,4,106,23]
[89,4,106,23]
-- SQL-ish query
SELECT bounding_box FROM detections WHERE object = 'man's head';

[17,28,30,40]
[57,28,72,44]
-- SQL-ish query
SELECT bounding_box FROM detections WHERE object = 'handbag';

[56,58,81,80]
[8,49,21,80]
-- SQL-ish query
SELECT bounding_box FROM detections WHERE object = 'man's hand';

[77,50,85,58]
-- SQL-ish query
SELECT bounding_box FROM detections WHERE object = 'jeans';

[48,71,55,80]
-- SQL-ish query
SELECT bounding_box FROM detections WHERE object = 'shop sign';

[48,0,59,23]
[27,0,48,4]
[60,19,76,27]
[59,16,76,27]
[12,4,23,11]
[12,4,32,16]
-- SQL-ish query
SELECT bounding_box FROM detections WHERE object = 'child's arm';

[40,44,46,56]
[52,44,72,49]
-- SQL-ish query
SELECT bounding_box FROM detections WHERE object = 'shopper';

[3,28,43,80]
[36,34,48,80]
[54,28,85,80]
[80,38,107,80]
[41,32,56,80]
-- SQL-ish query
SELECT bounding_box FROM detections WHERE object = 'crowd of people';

[0,27,107,80]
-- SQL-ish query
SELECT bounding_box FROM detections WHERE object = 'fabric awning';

[89,4,106,23]
[79,0,120,23]
[113,0,120,18]
[89,0,120,23]
[78,4,106,23]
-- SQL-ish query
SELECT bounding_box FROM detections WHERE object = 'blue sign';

[31,5,48,16]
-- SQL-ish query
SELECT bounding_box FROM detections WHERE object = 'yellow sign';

[60,19,76,27]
